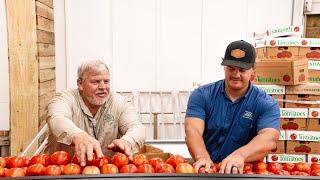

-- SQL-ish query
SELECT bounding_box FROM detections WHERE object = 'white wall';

[56,0,296,92]
[0,0,9,131]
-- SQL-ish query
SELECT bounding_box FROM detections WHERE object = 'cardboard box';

[267,154,306,163]
[279,130,286,140]
[280,108,308,118]
[256,47,266,60]
[142,152,194,164]
[285,130,320,141]
[256,85,285,94]
[280,118,307,131]
[300,47,320,60]
[307,118,320,131]
[252,59,308,85]
[270,140,285,154]
[286,83,320,95]
[284,94,320,108]
[270,94,284,108]
[135,144,163,155]
[265,38,301,59]
[309,108,320,118]
[286,141,320,154]
[307,154,320,163]
[308,70,320,83]
[269,26,303,38]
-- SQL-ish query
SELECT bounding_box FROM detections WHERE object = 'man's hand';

[193,158,214,173]
[72,132,103,167]
[107,139,133,161]
[218,154,244,174]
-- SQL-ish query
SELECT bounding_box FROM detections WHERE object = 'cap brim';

[221,59,253,70]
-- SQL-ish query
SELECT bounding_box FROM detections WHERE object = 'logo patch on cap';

[231,49,245,59]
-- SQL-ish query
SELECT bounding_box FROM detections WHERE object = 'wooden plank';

[38,43,55,56]
[36,0,53,8]
[37,30,55,44]
[36,1,54,20]
[37,16,54,32]
[0,131,9,136]
[39,90,55,110]
[39,107,47,124]
[39,68,55,82]
[306,14,320,27]
[5,0,39,156]
[39,56,55,69]
[39,79,56,96]
[305,27,320,38]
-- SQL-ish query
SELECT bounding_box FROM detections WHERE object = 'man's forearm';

[185,133,211,161]
[231,129,279,162]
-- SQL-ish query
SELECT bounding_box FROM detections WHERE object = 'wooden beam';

[39,56,55,69]
[36,0,53,9]
[39,68,55,82]
[37,16,54,32]
[37,30,55,44]
[38,43,55,56]
[5,0,39,156]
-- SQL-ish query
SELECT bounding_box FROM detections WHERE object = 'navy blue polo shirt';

[186,80,280,163]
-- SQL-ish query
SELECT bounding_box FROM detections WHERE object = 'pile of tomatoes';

[1,151,320,177]
[0,151,196,177]
[241,160,320,176]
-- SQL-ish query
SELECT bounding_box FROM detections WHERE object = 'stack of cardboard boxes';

[253,25,320,164]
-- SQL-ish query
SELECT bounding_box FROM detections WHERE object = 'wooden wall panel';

[37,30,55,44]
[37,16,54,32]
[36,0,53,8]
[39,68,55,82]
[38,43,55,56]
[5,0,38,156]
[36,1,54,20]
[39,79,56,96]
[39,56,55,69]
[306,15,320,38]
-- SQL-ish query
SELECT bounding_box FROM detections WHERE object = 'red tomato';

[283,163,295,172]
[50,151,71,165]
[112,153,129,168]
[132,154,149,167]
[29,154,51,167]
[165,155,186,168]
[137,164,154,173]
[290,171,309,176]
[255,169,270,175]
[149,157,165,169]
[293,162,311,173]
[155,163,175,173]
[310,169,320,176]
[87,155,110,169]
[5,168,25,177]
[267,162,283,174]
[44,165,62,176]
[243,162,252,172]
[253,161,267,172]
[0,157,6,168]
[71,153,97,165]
[243,170,255,174]
[24,158,30,167]
[63,163,82,175]
[6,156,27,168]
[311,162,320,171]
[175,163,195,173]
[0,167,5,177]
[82,166,100,174]
[26,163,46,176]
[120,164,138,173]
[59,165,65,172]
[198,166,216,173]
[101,164,119,174]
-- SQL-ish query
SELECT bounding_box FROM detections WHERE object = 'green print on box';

[103,114,114,125]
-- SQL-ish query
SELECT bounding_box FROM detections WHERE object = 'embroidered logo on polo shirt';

[103,114,114,125]
[242,110,253,120]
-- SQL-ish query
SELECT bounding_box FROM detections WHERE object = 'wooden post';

[5,0,39,156]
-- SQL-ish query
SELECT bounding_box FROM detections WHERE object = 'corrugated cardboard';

[280,118,307,131]
[286,83,320,95]
[252,59,309,85]
[270,140,285,154]
[135,144,163,155]
[270,94,284,108]
[308,70,320,83]
[284,94,320,108]
[307,118,320,131]
[286,141,320,154]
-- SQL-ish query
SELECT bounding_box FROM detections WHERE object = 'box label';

[309,60,320,70]
[267,154,305,163]
[286,130,320,141]
[256,85,285,94]
[280,108,308,118]
[309,108,320,118]
[270,26,302,38]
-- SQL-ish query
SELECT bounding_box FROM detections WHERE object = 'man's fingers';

[205,162,211,173]
[80,146,87,167]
